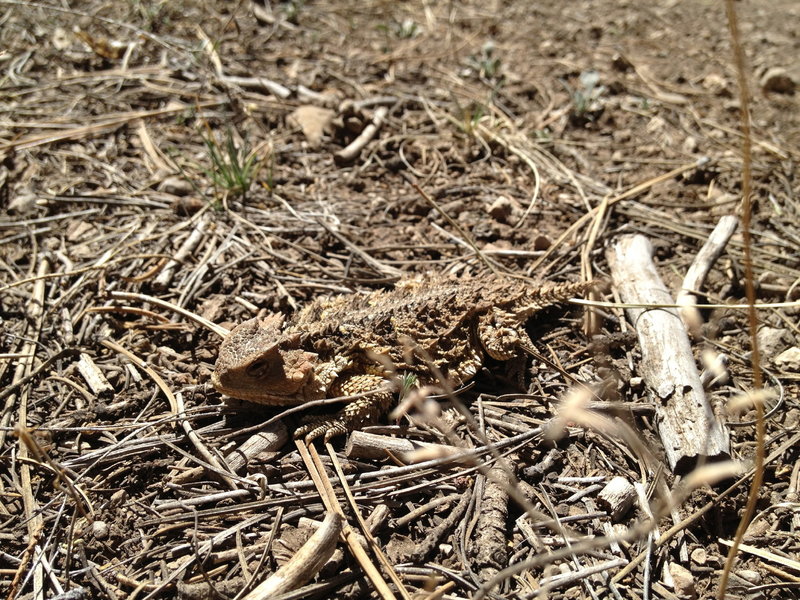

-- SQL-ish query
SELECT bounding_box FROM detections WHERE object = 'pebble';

[669,563,696,599]
[158,176,193,196]
[92,521,109,540]
[756,326,788,360]
[760,67,796,94]
[775,347,800,371]
[736,569,761,585]
[682,135,698,153]
[487,196,514,223]
[690,547,707,565]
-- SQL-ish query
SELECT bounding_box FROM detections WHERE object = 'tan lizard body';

[212,274,593,441]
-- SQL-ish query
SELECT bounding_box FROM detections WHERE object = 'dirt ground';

[1,1,799,599]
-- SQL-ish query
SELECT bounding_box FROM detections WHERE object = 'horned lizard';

[212,274,592,441]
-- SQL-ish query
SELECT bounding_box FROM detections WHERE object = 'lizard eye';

[246,359,274,378]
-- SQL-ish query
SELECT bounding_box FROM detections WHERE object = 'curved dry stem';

[241,511,342,600]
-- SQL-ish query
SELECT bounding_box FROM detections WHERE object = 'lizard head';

[212,315,319,405]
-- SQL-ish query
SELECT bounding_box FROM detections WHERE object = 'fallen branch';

[334,106,388,165]
[606,234,730,472]
[677,214,738,333]
[241,511,342,599]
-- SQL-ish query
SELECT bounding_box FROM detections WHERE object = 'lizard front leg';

[296,371,394,442]
[477,308,537,359]
[303,354,354,399]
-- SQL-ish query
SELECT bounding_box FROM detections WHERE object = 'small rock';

[724,99,741,112]
[92,521,109,540]
[784,408,800,431]
[744,517,770,540]
[669,562,696,599]
[611,53,632,72]
[690,547,707,565]
[439,199,464,215]
[194,347,215,361]
[287,105,335,147]
[538,39,556,57]
[682,135,698,153]
[487,196,514,223]
[735,569,761,585]
[171,196,205,216]
[52,27,71,50]
[760,67,796,95]
[109,489,128,508]
[482,241,513,257]
[554,503,570,517]
[66,221,97,243]
[8,190,39,215]
[775,347,800,371]
[612,128,632,143]
[158,176,193,196]
[532,235,551,251]
[638,144,660,156]
[471,219,503,241]
[702,73,730,96]
[757,326,789,360]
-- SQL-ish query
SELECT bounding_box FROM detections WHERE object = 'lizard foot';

[295,386,394,443]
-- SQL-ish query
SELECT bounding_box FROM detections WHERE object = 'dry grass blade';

[718,539,800,574]
[1,101,225,153]
[717,2,766,597]
[9,259,49,600]
[107,291,230,338]
[296,441,398,599]
[529,157,710,273]
[325,442,412,600]
[99,339,179,415]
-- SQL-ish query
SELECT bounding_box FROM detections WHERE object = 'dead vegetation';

[1,1,799,599]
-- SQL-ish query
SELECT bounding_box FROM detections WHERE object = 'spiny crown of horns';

[219,313,285,364]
